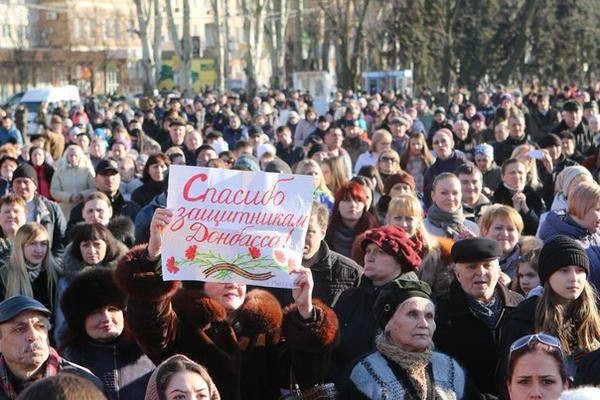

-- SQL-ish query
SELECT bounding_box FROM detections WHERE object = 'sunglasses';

[509,333,564,357]
[380,156,398,163]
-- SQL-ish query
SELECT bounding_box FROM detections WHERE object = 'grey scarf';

[427,204,465,237]
[26,263,42,282]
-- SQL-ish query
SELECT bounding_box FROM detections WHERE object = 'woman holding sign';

[115,208,339,400]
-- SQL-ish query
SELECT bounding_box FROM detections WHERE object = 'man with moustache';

[0,296,103,398]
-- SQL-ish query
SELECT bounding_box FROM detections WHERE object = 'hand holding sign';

[148,208,174,261]
[291,266,314,319]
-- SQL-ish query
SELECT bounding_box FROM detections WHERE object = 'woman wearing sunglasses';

[507,334,569,400]
[500,235,600,391]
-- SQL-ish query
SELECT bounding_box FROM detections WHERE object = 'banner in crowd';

[162,165,314,288]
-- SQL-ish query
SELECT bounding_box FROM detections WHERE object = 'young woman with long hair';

[501,235,600,386]
[325,182,379,258]
[0,222,60,311]
[295,159,334,214]
[400,132,435,194]
[320,155,349,196]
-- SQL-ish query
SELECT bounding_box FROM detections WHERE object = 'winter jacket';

[332,272,418,384]
[222,126,249,149]
[342,137,370,167]
[0,125,22,145]
[131,180,164,208]
[114,246,339,400]
[433,280,523,396]
[50,165,96,217]
[134,192,166,244]
[275,142,305,168]
[294,119,317,145]
[344,351,483,400]
[492,184,546,235]
[33,163,55,200]
[538,211,600,290]
[119,178,143,202]
[269,241,361,308]
[0,350,104,400]
[493,135,534,166]
[417,237,455,297]
[62,336,155,400]
[0,267,57,313]
[423,152,465,206]
[552,120,592,155]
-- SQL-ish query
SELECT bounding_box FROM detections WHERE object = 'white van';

[20,85,81,134]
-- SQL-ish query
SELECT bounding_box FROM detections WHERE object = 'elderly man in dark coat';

[433,237,523,396]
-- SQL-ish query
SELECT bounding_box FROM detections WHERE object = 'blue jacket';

[0,126,22,145]
[538,211,600,290]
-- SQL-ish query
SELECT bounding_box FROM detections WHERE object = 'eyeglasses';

[509,333,564,357]
[379,156,398,163]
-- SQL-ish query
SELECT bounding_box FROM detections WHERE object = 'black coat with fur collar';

[115,245,340,400]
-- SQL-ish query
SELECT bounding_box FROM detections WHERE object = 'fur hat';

[61,268,126,337]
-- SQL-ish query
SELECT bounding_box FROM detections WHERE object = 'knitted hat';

[554,166,592,195]
[373,278,432,329]
[61,268,126,337]
[12,163,37,185]
[234,155,260,172]
[434,128,454,142]
[383,172,416,195]
[361,225,423,273]
[474,143,494,159]
[538,235,590,284]
[265,158,292,174]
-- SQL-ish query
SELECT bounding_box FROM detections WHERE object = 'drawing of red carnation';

[167,257,179,273]
[274,249,286,263]
[287,258,297,269]
[249,246,261,259]
[185,245,197,260]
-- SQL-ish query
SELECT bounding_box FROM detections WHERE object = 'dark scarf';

[466,290,504,330]
[0,347,60,399]
[427,203,466,237]
[332,222,356,257]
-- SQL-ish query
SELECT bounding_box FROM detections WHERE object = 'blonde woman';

[0,223,60,312]
[511,143,547,192]
[385,194,455,296]
[501,236,600,385]
[295,159,334,214]
[50,144,95,217]
[353,129,393,174]
[539,181,600,289]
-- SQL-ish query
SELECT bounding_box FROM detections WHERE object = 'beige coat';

[50,165,95,217]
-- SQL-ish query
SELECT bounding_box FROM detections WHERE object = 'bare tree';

[318,0,372,90]
[240,0,270,97]
[133,0,157,95]
[165,0,193,96]
[210,0,225,93]
[265,0,290,88]
[153,0,163,86]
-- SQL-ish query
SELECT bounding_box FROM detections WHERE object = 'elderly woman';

[538,181,600,290]
[333,225,424,382]
[423,172,479,238]
[344,278,482,399]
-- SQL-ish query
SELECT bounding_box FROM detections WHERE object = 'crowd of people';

[0,82,598,399]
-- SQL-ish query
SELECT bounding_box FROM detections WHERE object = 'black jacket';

[332,272,418,384]
[131,180,164,208]
[275,142,305,168]
[268,241,361,307]
[552,120,592,155]
[433,280,523,396]
[68,191,140,234]
[62,336,155,400]
[492,184,546,235]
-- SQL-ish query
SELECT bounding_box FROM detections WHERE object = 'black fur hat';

[61,268,126,336]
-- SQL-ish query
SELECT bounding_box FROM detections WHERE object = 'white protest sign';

[162,165,314,288]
